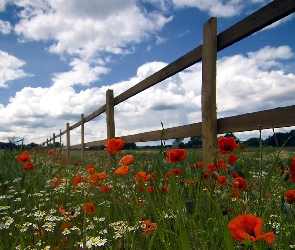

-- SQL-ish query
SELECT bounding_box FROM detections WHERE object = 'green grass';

[0,144,295,249]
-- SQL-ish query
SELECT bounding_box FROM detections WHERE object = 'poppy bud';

[184,199,196,215]
[212,171,220,180]
[283,172,290,182]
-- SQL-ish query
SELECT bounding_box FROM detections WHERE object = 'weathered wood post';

[59,129,62,148]
[202,17,217,171]
[46,138,49,151]
[53,133,56,151]
[66,123,70,161]
[81,114,85,164]
[106,89,116,169]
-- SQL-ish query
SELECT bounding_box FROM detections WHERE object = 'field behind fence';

[42,0,295,169]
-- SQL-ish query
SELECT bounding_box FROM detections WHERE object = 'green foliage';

[1,143,295,249]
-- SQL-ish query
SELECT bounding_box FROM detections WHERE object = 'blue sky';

[0,0,294,145]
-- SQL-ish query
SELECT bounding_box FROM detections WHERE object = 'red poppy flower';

[289,157,295,182]
[228,154,239,164]
[194,162,204,169]
[149,172,156,179]
[73,160,79,167]
[73,174,82,186]
[119,155,134,166]
[162,184,169,194]
[218,136,239,154]
[88,173,100,186]
[83,202,95,214]
[232,177,247,191]
[104,138,125,154]
[114,165,129,176]
[166,149,187,163]
[100,185,111,193]
[142,220,157,236]
[147,186,155,193]
[86,165,96,175]
[18,150,31,164]
[48,150,57,157]
[173,168,183,176]
[97,172,107,180]
[228,214,275,244]
[164,172,171,180]
[284,190,295,204]
[23,161,36,171]
[207,163,216,172]
[135,172,149,182]
[216,158,227,170]
[217,175,228,185]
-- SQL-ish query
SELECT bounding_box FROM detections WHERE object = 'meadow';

[1,136,295,250]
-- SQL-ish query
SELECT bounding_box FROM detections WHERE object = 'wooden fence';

[42,0,295,169]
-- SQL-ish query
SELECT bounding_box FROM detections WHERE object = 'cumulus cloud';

[13,0,173,60]
[171,0,244,17]
[1,45,294,144]
[0,20,12,34]
[0,50,33,88]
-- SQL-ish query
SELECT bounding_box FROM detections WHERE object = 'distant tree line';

[176,130,295,149]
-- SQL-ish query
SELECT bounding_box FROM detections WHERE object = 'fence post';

[46,138,49,151]
[81,114,85,164]
[66,123,70,161]
[106,89,116,169]
[53,133,55,151]
[60,129,62,148]
[202,17,217,171]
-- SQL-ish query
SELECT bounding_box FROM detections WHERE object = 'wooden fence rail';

[42,0,295,170]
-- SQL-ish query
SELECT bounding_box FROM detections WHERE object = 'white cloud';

[0,20,12,34]
[171,0,244,17]
[13,0,173,60]
[0,50,33,88]
[0,45,294,144]
[52,58,110,88]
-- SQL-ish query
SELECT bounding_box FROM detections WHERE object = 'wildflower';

[164,172,171,180]
[194,162,204,169]
[147,186,155,193]
[218,136,239,154]
[173,168,183,176]
[87,166,96,175]
[119,155,134,166]
[232,177,247,191]
[100,185,111,193]
[217,175,228,186]
[89,173,100,186]
[17,150,31,163]
[284,190,295,204]
[73,160,79,167]
[166,149,187,163]
[228,154,239,164]
[228,214,275,244]
[104,138,125,154]
[83,202,95,214]
[23,162,36,171]
[97,172,107,180]
[216,158,227,170]
[48,149,56,156]
[73,174,82,186]
[162,184,169,194]
[207,163,216,172]
[141,220,156,236]
[135,172,149,182]
[114,165,129,176]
